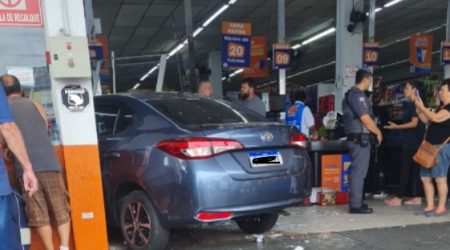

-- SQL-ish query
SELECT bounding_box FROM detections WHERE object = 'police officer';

[343,69,383,214]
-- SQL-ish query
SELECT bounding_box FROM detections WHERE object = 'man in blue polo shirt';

[0,82,38,250]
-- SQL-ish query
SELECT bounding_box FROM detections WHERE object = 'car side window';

[95,105,119,137]
[114,107,136,134]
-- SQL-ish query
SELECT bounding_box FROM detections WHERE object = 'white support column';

[445,0,450,79]
[335,0,364,112]
[208,51,223,98]
[278,0,286,95]
[156,54,168,92]
[42,0,108,249]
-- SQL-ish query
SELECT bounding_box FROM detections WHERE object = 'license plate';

[249,150,283,168]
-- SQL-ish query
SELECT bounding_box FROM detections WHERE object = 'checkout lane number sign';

[363,42,380,66]
[0,0,43,27]
[221,22,252,68]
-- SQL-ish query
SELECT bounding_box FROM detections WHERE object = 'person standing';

[2,74,71,250]
[414,79,450,217]
[343,69,383,214]
[197,80,213,97]
[285,90,317,138]
[238,77,266,116]
[0,80,38,249]
[384,81,424,206]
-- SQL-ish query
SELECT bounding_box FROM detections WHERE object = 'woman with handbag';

[414,79,450,217]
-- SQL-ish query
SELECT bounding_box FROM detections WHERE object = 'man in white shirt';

[286,90,316,138]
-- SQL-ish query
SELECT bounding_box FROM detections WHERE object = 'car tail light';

[157,138,244,159]
[289,133,308,149]
[195,212,233,222]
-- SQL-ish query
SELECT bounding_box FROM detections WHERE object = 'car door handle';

[103,152,121,159]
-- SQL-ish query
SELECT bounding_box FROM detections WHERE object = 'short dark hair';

[405,80,420,90]
[242,77,256,88]
[355,69,372,85]
[294,90,307,102]
[1,74,22,96]
[441,78,450,91]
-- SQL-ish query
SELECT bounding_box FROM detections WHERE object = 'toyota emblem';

[260,131,274,143]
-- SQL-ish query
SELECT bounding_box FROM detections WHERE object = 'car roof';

[94,92,204,102]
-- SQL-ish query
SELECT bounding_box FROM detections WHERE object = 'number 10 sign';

[363,42,380,67]
[441,41,450,65]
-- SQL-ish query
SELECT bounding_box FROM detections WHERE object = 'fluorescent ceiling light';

[140,65,159,81]
[140,1,237,82]
[384,0,403,8]
[230,68,243,78]
[291,43,301,50]
[375,7,382,12]
[193,27,204,37]
[168,43,186,57]
[202,4,229,27]
[301,27,336,46]
[222,76,226,81]
[132,83,141,90]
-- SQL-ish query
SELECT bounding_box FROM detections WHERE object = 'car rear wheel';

[235,213,279,234]
[119,191,169,250]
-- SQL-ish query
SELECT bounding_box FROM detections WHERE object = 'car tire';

[235,213,279,234]
[119,191,169,250]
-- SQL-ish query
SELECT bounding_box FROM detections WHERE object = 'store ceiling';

[92,0,448,92]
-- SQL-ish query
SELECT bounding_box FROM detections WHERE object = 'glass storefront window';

[0,26,61,144]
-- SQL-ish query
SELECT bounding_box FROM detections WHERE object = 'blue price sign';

[441,41,450,65]
[273,43,292,69]
[363,42,380,66]
[221,22,252,68]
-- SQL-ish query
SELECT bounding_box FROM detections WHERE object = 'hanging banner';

[441,41,450,65]
[409,34,433,74]
[363,41,380,66]
[0,0,43,27]
[244,36,268,78]
[221,22,251,68]
[273,43,292,69]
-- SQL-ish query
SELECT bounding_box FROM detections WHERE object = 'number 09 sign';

[273,43,292,69]
[363,42,380,66]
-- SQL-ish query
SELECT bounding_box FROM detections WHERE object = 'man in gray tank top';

[1,75,71,250]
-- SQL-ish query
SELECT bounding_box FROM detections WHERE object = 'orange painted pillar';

[40,0,109,249]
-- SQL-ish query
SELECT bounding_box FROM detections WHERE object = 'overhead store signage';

[363,42,380,66]
[244,36,268,78]
[0,0,43,27]
[409,34,433,74]
[441,41,450,65]
[221,22,252,68]
[272,43,292,69]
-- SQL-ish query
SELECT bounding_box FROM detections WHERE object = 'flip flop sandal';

[384,198,401,206]
[415,208,435,216]
[426,209,448,217]
[404,199,422,205]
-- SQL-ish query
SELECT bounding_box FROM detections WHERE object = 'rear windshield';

[147,98,267,126]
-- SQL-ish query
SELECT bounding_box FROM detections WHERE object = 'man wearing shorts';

[2,74,70,250]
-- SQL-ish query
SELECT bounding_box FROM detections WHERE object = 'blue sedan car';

[94,92,311,250]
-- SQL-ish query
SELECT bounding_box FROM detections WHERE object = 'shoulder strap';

[439,136,450,150]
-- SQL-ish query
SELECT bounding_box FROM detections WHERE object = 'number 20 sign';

[363,42,380,66]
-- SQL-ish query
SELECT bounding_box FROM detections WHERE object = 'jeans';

[0,194,21,250]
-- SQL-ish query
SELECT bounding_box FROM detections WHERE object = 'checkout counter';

[307,140,349,188]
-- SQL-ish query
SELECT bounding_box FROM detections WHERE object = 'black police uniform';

[343,87,373,211]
